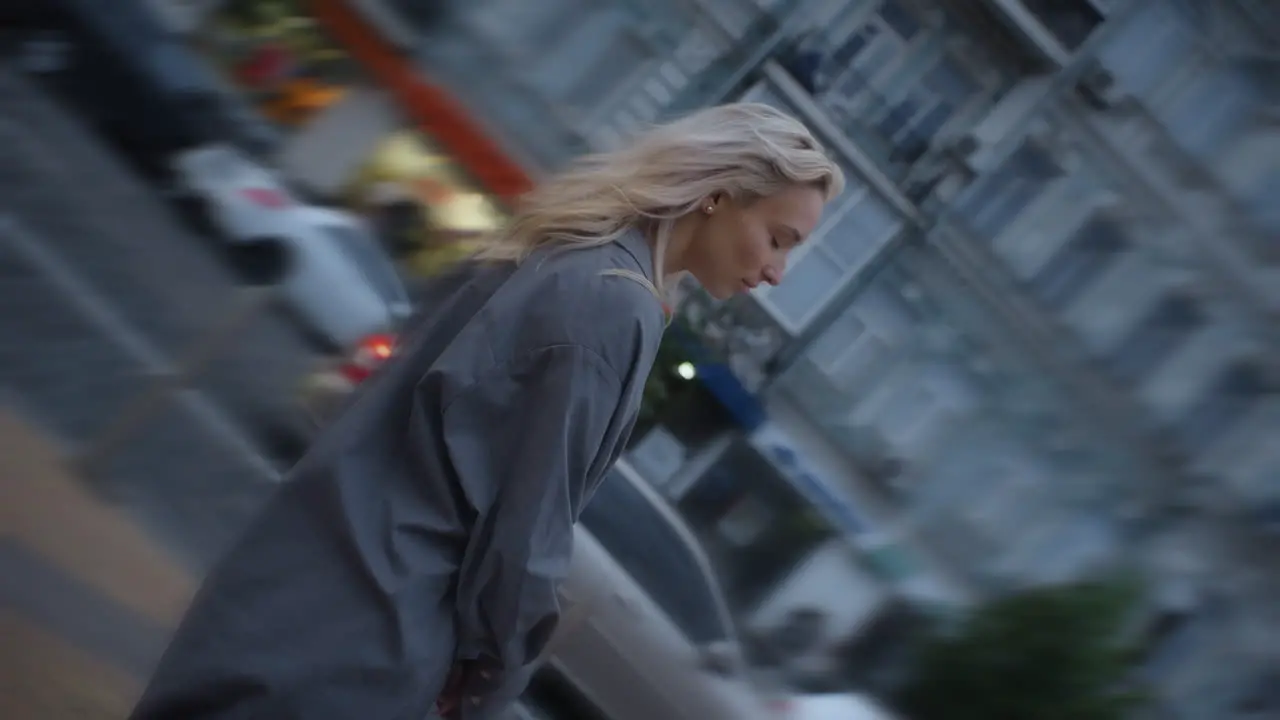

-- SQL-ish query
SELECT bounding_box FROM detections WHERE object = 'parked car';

[1,0,250,176]
[170,144,413,350]
[298,332,395,426]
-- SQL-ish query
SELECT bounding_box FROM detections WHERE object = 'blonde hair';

[476,102,845,296]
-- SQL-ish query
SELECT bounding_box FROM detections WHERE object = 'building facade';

[399,0,1279,714]
[166,0,1278,714]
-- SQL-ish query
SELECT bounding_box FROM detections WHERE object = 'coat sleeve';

[437,344,624,713]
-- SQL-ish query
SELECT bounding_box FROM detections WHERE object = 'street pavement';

[0,66,316,570]
[0,62,295,718]
[0,64,553,720]
[0,408,195,719]
[0,406,548,718]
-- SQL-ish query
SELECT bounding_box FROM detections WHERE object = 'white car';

[170,144,412,349]
[549,460,900,720]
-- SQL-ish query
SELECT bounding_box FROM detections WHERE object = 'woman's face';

[684,184,827,300]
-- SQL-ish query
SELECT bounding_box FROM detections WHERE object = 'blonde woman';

[132,103,844,720]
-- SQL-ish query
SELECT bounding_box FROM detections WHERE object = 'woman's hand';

[434,662,469,719]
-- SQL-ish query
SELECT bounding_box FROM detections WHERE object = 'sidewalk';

[0,409,195,719]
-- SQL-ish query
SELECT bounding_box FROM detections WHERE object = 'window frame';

[958,142,1062,242]
[751,181,905,333]
[1105,293,1203,383]
[1175,361,1268,456]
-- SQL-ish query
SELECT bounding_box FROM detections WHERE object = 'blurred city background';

[0,0,1276,718]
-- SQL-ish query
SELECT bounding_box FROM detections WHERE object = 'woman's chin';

[706,284,737,301]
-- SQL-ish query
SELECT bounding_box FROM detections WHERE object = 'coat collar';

[616,226,657,284]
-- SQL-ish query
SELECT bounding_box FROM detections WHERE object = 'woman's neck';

[660,214,698,276]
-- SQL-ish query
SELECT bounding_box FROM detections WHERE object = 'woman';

[131,102,844,720]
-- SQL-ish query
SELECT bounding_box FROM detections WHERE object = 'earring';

[703,204,714,214]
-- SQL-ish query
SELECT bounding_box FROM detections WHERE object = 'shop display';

[345,130,507,276]
[189,1,512,281]
[195,0,356,128]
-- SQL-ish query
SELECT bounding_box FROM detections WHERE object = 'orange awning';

[308,0,534,203]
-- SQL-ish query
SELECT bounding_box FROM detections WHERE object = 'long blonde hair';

[476,103,845,296]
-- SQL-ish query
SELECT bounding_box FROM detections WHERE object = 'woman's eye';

[770,236,781,250]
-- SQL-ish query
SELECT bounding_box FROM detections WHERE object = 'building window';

[823,1,917,87]
[1020,0,1103,50]
[1138,606,1197,679]
[1249,169,1280,235]
[1029,514,1115,584]
[530,8,649,110]
[1096,0,1195,100]
[1105,294,1203,383]
[1160,65,1259,158]
[807,310,899,394]
[813,3,979,168]
[877,0,922,41]
[1027,218,1127,312]
[384,0,453,32]
[1175,362,1268,456]
[758,185,903,331]
[678,440,836,608]
[875,57,979,165]
[873,379,939,448]
[959,143,1060,240]
[470,0,588,53]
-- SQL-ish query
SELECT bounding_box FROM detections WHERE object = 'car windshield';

[579,467,733,645]
[320,223,410,310]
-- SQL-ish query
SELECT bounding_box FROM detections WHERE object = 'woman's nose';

[762,265,783,286]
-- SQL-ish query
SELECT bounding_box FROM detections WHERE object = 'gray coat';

[132,231,667,719]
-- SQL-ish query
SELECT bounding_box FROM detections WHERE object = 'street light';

[677,362,696,380]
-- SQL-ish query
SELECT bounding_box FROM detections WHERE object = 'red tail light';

[339,333,396,384]
[240,187,291,208]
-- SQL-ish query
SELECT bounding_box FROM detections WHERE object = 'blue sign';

[752,424,870,541]
[696,362,767,431]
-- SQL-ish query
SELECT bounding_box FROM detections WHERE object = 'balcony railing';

[659,1,802,119]
[805,66,943,185]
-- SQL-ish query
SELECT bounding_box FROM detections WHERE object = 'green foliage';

[638,322,699,429]
[897,580,1147,720]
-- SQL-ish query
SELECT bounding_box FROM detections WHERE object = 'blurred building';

[397,0,1277,712]
[149,0,511,236]
[160,0,1277,713]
